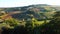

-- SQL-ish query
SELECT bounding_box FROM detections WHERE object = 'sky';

[0,0,60,7]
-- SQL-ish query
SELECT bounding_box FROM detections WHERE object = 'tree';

[4,18,19,29]
[39,11,60,34]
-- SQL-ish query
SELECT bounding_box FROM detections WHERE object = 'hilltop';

[0,4,60,20]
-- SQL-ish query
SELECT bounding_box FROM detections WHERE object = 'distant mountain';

[0,4,60,20]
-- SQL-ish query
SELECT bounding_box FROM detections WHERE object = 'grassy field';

[34,20,50,25]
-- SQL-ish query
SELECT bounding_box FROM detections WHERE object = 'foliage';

[1,18,20,29]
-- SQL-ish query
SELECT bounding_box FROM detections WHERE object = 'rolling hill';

[0,4,60,20]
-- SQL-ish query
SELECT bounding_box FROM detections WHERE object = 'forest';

[0,4,60,34]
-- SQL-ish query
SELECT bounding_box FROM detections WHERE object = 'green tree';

[4,18,19,29]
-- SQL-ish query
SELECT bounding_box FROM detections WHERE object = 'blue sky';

[0,0,60,7]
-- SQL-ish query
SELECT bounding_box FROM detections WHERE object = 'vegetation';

[0,4,60,34]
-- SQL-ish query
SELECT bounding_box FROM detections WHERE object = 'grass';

[34,20,50,25]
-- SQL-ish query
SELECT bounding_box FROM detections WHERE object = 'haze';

[0,0,60,7]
